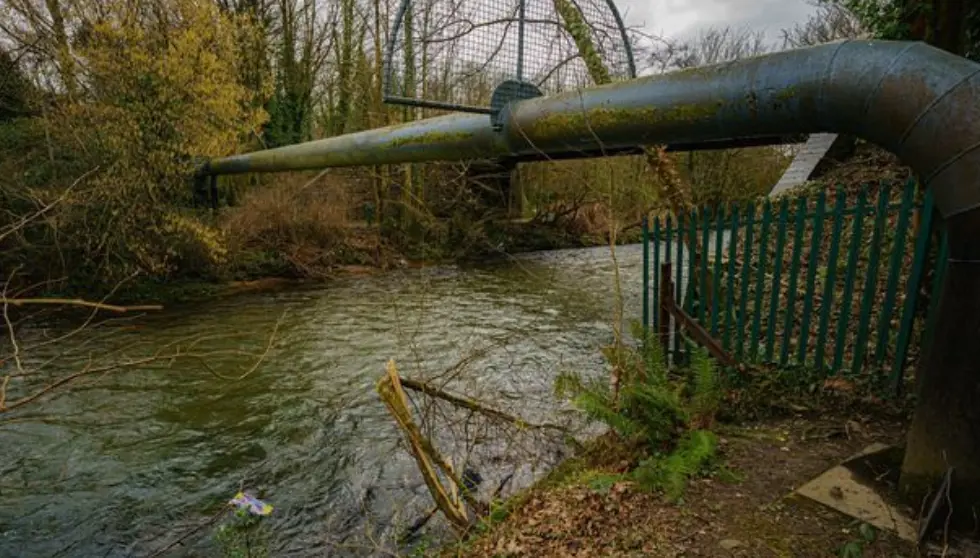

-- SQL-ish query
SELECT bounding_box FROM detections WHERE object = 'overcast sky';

[617,0,821,45]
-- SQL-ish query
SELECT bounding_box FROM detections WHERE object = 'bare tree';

[648,26,768,71]
[782,1,866,48]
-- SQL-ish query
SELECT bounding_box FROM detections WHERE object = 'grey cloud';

[617,0,821,44]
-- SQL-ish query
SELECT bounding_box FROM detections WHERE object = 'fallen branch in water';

[399,377,568,433]
[376,360,482,531]
[0,298,163,313]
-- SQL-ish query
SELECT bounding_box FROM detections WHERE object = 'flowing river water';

[1,244,652,557]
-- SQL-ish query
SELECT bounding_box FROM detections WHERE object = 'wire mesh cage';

[383,0,636,116]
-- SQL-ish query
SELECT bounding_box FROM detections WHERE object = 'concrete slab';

[793,443,917,542]
[771,133,843,196]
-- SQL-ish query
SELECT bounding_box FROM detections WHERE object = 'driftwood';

[379,361,566,535]
[398,377,567,433]
[376,360,484,531]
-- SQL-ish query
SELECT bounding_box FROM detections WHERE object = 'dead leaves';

[472,482,675,558]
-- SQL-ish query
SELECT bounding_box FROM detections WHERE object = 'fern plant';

[555,321,724,499]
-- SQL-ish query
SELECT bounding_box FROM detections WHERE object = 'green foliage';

[686,347,723,427]
[834,0,911,40]
[214,508,270,558]
[556,323,724,499]
[837,522,877,558]
[830,0,980,61]
[632,430,718,500]
[0,0,268,292]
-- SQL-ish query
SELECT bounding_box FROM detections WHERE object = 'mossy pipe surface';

[502,40,980,222]
[202,112,507,175]
[208,40,980,224]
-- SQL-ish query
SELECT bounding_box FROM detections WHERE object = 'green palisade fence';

[641,180,948,395]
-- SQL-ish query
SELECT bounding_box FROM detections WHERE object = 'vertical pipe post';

[209,174,219,211]
[516,0,526,82]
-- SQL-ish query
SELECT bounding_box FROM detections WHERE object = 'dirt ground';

[441,413,919,558]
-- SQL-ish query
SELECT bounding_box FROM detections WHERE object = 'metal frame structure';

[381,0,637,114]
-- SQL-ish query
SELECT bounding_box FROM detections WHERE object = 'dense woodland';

[0,0,975,300]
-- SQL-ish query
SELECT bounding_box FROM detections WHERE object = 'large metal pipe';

[209,40,980,222]
[203,112,509,175]
[206,40,980,525]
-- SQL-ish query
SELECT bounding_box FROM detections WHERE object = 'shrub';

[555,322,724,499]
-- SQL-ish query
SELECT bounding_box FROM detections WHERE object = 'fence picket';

[711,206,725,337]
[922,227,949,355]
[724,205,740,352]
[736,205,755,359]
[699,207,710,324]
[675,215,685,356]
[687,212,699,317]
[749,199,772,360]
[891,188,934,393]
[640,181,946,391]
[874,180,915,365]
[652,217,661,331]
[765,198,791,362]
[851,184,891,376]
[780,196,808,367]
[833,189,868,373]
[815,190,847,371]
[797,191,826,364]
[665,216,673,356]
[642,217,650,331]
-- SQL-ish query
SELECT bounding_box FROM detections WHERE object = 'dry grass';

[220,173,375,277]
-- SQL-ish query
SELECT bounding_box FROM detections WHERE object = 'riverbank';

[96,220,645,306]
[440,409,916,558]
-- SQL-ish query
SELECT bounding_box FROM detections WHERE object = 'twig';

[0,375,9,411]
[2,298,163,313]
[191,311,284,381]
[2,271,25,376]
[1,355,163,413]
[0,167,99,242]
[399,377,567,432]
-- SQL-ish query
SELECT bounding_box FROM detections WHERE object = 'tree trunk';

[44,0,75,99]
[900,214,980,530]
[904,0,970,56]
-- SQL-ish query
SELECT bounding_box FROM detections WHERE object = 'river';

[0,244,650,557]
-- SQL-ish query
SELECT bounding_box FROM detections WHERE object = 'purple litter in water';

[229,491,273,516]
